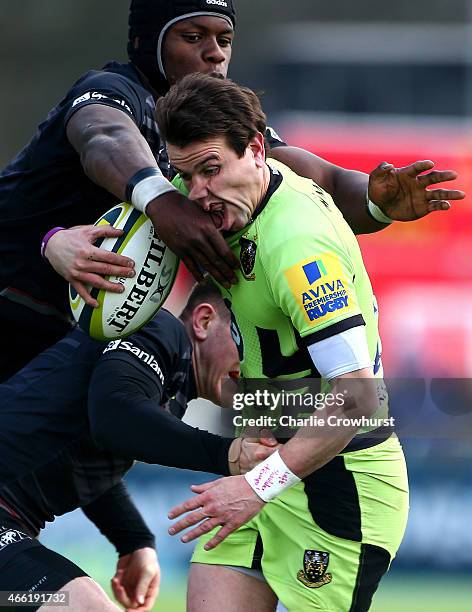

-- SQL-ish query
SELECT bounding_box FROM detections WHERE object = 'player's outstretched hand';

[45,225,136,307]
[111,546,160,612]
[147,191,240,289]
[168,475,265,550]
[368,160,465,221]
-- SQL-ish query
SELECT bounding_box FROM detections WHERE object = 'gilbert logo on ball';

[69,202,179,340]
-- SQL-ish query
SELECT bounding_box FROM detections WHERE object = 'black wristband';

[125,167,161,203]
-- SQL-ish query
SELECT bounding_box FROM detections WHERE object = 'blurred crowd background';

[1,1,471,610]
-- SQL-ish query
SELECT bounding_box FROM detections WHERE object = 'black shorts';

[0,510,87,611]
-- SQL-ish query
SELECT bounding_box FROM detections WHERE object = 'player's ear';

[249,132,265,167]
[192,303,217,340]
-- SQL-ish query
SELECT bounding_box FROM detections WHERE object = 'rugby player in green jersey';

[155,74,453,611]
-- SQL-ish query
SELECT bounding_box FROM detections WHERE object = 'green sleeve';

[262,214,364,341]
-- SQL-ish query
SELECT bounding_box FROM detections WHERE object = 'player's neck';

[255,164,271,211]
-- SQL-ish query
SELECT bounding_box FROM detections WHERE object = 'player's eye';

[180,172,191,182]
[204,166,219,177]
[181,34,202,43]
[218,36,233,48]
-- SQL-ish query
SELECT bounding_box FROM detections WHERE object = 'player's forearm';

[89,369,233,474]
[82,482,156,556]
[279,423,357,479]
[279,375,379,478]
[330,166,387,234]
[92,397,233,474]
[269,146,385,235]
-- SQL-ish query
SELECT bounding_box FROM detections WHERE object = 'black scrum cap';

[128,0,236,91]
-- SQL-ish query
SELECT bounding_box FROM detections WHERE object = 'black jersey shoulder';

[0,62,164,314]
[101,309,192,386]
[63,62,147,126]
[98,309,195,411]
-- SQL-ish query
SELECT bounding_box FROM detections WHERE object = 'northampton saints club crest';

[297,550,332,588]
[239,237,257,280]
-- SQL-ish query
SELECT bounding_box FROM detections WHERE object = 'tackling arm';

[81,481,155,556]
[88,354,274,476]
[67,104,239,286]
[82,481,160,610]
[88,354,234,475]
[45,104,238,301]
[269,147,465,235]
[268,146,380,234]
[66,105,159,201]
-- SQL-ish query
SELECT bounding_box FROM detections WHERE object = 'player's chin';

[208,381,223,406]
[220,374,239,408]
[229,215,247,233]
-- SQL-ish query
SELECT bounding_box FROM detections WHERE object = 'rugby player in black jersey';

[0,281,276,611]
[0,0,463,382]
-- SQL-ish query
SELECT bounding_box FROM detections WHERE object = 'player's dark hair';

[180,279,230,322]
[155,73,267,157]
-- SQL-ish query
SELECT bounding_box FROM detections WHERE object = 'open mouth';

[211,209,225,230]
[210,204,230,231]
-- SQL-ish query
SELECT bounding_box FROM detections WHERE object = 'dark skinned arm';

[66,105,158,200]
[45,104,238,306]
[269,146,465,235]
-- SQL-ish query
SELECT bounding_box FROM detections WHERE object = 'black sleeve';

[88,351,233,476]
[81,481,155,557]
[300,314,366,346]
[64,71,144,128]
[265,126,287,150]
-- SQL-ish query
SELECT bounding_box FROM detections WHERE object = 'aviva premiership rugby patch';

[284,253,358,327]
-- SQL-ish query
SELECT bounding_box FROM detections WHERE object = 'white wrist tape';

[131,175,179,214]
[367,197,393,224]
[244,450,301,502]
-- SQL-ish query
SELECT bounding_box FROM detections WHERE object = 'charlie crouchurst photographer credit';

[225,378,472,439]
[231,387,395,430]
[232,412,395,430]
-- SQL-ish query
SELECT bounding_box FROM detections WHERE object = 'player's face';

[163,16,233,85]
[168,135,268,233]
[199,313,240,405]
